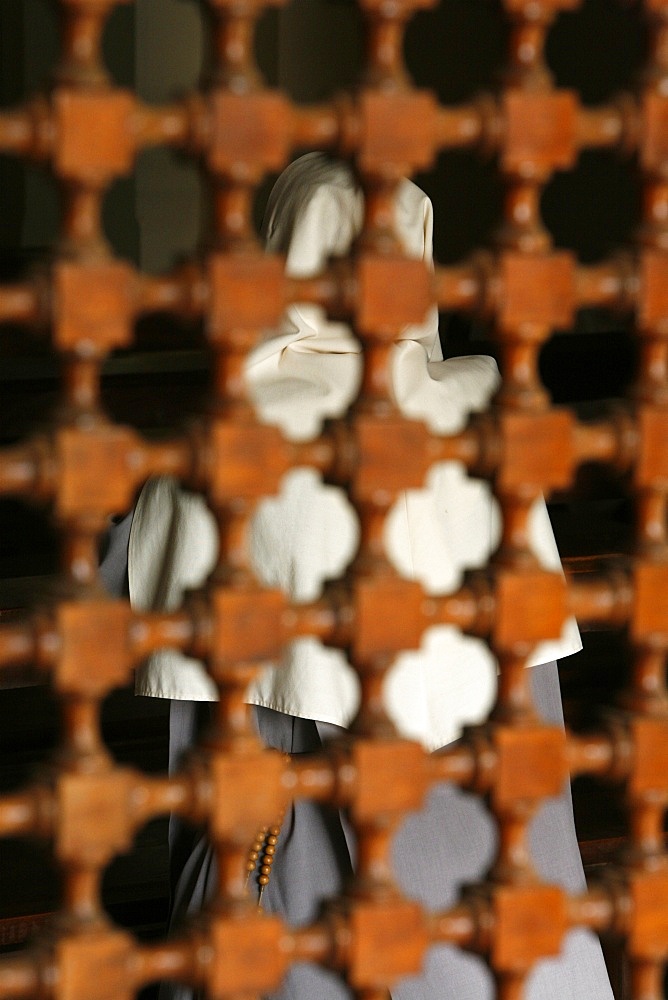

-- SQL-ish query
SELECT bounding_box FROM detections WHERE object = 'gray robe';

[100,511,613,1000]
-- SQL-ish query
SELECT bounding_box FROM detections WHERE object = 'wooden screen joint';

[205,419,294,504]
[493,568,569,653]
[463,720,568,808]
[350,575,426,664]
[205,90,290,182]
[53,599,134,696]
[354,90,439,177]
[601,865,668,968]
[208,584,286,668]
[53,88,135,186]
[51,259,135,354]
[501,90,578,180]
[624,714,668,801]
[493,250,576,334]
[203,910,287,999]
[351,414,435,499]
[54,767,137,868]
[345,896,430,991]
[207,251,285,336]
[198,746,288,842]
[39,925,137,1000]
[638,250,668,338]
[52,424,145,522]
[346,737,428,823]
[355,254,433,337]
[466,881,569,976]
[495,407,575,494]
[632,560,668,648]
[627,868,668,962]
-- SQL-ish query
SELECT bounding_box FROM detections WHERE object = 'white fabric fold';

[129,476,219,701]
[132,153,581,750]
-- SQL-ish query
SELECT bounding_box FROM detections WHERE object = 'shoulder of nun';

[394,177,433,261]
[135,476,212,537]
[264,153,357,250]
[135,475,179,515]
[275,173,363,278]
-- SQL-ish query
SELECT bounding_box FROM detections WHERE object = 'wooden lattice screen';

[1,1,668,999]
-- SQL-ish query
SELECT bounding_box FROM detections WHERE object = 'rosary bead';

[245,815,283,903]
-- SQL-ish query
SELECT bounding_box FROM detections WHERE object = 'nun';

[101,153,613,1000]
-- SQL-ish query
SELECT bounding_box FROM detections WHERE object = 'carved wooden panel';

[1,2,667,1000]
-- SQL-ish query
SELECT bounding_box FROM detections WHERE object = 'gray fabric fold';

[158,663,613,1000]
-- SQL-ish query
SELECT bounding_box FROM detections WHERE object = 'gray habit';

[100,512,613,1000]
